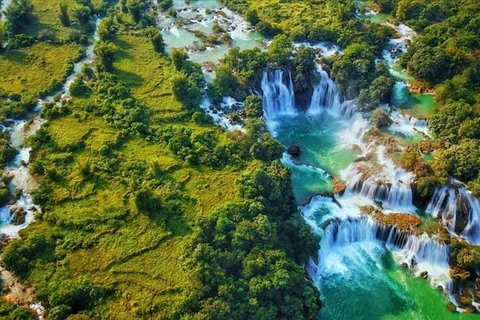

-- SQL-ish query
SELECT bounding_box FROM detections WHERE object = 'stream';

[0,17,101,318]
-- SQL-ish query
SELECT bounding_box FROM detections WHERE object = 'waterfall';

[309,66,356,119]
[427,186,480,244]
[389,110,429,136]
[342,146,416,211]
[318,218,451,287]
[261,69,297,119]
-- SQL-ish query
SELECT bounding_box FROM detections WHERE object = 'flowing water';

[1,1,475,318]
[260,67,479,319]
[0,17,102,236]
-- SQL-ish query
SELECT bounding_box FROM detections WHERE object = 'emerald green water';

[405,94,438,118]
[272,114,356,203]
[271,109,471,319]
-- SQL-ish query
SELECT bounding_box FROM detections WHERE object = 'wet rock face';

[449,266,471,281]
[454,191,470,234]
[287,144,301,158]
[333,177,346,196]
[10,206,26,225]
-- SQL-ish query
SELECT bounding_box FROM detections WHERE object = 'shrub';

[370,108,392,128]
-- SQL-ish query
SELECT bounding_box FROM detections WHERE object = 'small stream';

[0,17,102,237]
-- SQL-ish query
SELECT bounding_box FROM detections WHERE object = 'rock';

[446,302,457,313]
[475,290,480,300]
[457,293,472,308]
[352,144,362,154]
[420,271,428,279]
[28,205,37,212]
[465,306,476,314]
[287,144,301,158]
[437,285,444,291]
[401,262,408,268]
[332,177,346,196]
[450,266,471,281]
[13,188,23,201]
[20,160,29,167]
[454,192,470,233]
[11,207,26,225]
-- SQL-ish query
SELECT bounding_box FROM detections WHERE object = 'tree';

[151,30,165,53]
[171,47,188,70]
[370,108,392,128]
[171,74,202,112]
[69,75,90,97]
[58,1,70,27]
[293,46,317,93]
[94,41,117,72]
[126,0,143,23]
[158,0,173,11]
[429,101,475,143]
[249,133,284,162]
[268,34,292,66]
[0,22,6,51]
[208,66,239,100]
[72,4,91,26]
[97,17,115,41]
[244,95,263,119]
[5,0,34,33]
[331,42,376,98]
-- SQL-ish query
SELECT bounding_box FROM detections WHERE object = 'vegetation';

[5,0,35,33]
[386,0,480,196]
[370,108,393,128]
[0,2,319,319]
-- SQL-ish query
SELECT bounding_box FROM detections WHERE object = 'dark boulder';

[287,144,301,158]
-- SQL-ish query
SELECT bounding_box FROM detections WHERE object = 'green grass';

[12,30,251,319]
[25,0,107,40]
[0,42,82,97]
[246,0,340,34]
[113,34,185,120]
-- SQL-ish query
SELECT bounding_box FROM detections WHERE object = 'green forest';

[0,0,479,319]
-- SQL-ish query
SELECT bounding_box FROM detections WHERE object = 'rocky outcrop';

[287,144,301,158]
[449,266,471,281]
[362,207,422,233]
[332,177,346,196]
[10,206,26,225]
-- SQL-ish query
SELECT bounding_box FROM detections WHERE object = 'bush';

[158,0,173,11]
[59,1,70,27]
[5,0,34,33]
[171,74,202,112]
[370,108,392,128]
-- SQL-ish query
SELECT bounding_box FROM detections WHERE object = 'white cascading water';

[317,218,451,289]
[389,109,429,136]
[309,66,356,119]
[261,69,297,119]
[427,186,480,244]
[342,146,416,211]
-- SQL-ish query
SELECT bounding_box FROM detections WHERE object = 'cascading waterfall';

[427,186,480,244]
[309,66,356,119]
[261,69,297,119]
[389,109,429,136]
[342,146,416,211]
[317,218,451,288]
